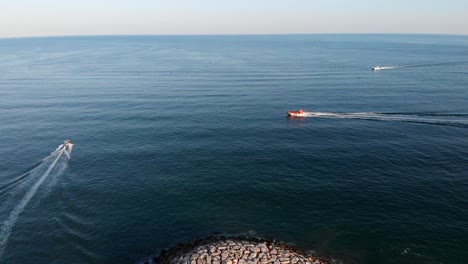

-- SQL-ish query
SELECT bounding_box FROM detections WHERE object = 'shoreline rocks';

[151,235,330,264]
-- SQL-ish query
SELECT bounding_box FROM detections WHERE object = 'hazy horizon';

[1,0,467,38]
[2,33,468,40]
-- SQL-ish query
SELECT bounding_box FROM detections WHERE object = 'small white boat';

[62,140,71,150]
[372,66,384,71]
[53,140,73,159]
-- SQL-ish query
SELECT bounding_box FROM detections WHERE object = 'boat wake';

[373,61,468,71]
[403,60,468,69]
[0,144,73,259]
[302,112,468,128]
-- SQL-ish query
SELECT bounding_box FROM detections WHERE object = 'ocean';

[0,34,467,264]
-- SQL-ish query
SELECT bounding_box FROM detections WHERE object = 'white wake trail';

[0,145,72,259]
[303,112,403,119]
[302,112,468,127]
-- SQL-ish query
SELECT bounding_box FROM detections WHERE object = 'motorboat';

[372,66,383,71]
[58,140,73,159]
[287,109,306,117]
[62,140,71,150]
[51,140,73,159]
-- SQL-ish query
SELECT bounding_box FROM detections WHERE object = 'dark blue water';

[0,35,467,264]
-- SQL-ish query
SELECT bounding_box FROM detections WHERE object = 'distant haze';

[1,0,467,38]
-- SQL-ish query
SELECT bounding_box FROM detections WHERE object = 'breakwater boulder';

[151,235,330,264]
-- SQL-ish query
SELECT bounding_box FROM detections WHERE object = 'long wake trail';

[0,145,72,259]
[373,60,468,71]
[302,112,468,128]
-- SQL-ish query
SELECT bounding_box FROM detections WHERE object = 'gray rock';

[252,247,261,253]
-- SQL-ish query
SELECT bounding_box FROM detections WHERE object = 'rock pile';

[152,236,329,264]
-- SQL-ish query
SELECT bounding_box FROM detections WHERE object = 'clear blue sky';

[1,0,467,37]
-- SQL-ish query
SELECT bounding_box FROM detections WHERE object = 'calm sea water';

[0,35,467,264]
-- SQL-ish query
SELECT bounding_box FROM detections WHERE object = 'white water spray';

[0,144,72,259]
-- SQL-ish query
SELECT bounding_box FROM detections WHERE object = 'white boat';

[372,66,384,71]
[53,140,73,159]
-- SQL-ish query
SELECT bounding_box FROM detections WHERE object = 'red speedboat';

[287,109,305,117]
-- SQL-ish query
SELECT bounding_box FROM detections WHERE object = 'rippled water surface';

[0,35,467,264]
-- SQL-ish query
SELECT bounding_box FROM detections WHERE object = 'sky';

[1,0,467,37]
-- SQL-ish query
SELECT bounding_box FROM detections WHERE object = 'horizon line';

[1,32,468,40]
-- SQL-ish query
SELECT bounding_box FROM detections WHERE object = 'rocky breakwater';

[151,236,330,264]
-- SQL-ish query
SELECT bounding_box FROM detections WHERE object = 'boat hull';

[287,111,306,117]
